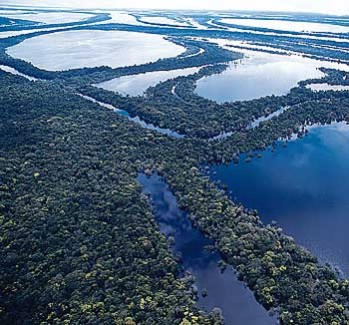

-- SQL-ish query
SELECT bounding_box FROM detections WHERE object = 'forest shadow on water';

[138,173,276,325]
[210,122,349,277]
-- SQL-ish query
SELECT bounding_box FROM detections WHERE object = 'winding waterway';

[138,173,275,325]
[0,64,37,81]
[95,67,200,97]
[210,122,349,277]
[78,93,185,138]
[3,7,349,323]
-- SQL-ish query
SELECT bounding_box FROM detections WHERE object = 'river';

[138,173,275,325]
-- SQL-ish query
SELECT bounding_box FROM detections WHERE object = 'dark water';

[138,173,274,325]
[210,122,349,276]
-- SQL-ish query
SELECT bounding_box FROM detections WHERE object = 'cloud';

[2,0,349,15]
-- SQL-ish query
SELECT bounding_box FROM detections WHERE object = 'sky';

[2,0,349,16]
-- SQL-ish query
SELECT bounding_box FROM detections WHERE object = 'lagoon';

[140,16,191,27]
[195,51,324,103]
[7,30,185,71]
[220,18,349,34]
[95,67,200,96]
[0,11,94,24]
[210,123,349,276]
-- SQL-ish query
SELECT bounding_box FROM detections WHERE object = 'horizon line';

[1,4,348,17]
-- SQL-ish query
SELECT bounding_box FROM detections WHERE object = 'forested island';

[2,6,349,325]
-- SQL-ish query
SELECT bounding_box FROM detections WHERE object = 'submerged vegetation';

[2,7,349,325]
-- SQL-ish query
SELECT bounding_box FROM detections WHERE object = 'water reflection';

[210,122,349,276]
[0,11,94,24]
[78,93,185,138]
[138,173,275,325]
[0,64,37,81]
[249,106,290,129]
[195,51,324,103]
[140,16,191,27]
[220,18,349,34]
[95,67,199,97]
[7,30,185,71]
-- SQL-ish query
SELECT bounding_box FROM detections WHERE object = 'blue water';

[138,173,275,325]
[195,52,324,103]
[78,93,185,138]
[210,123,349,276]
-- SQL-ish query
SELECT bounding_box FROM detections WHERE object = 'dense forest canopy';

[1,6,349,325]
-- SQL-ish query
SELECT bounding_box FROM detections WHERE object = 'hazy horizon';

[2,0,349,16]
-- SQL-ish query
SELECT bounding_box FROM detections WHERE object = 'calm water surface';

[95,67,199,96]
[138,173,275,325]
[78,93,185,138]
[140,16,191,27]
[0,11,94,24]
[210,123,349,276]
[220,18,349,34]
[0,65,37,81]
[195,52,324,103]
[7,30,185,71]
